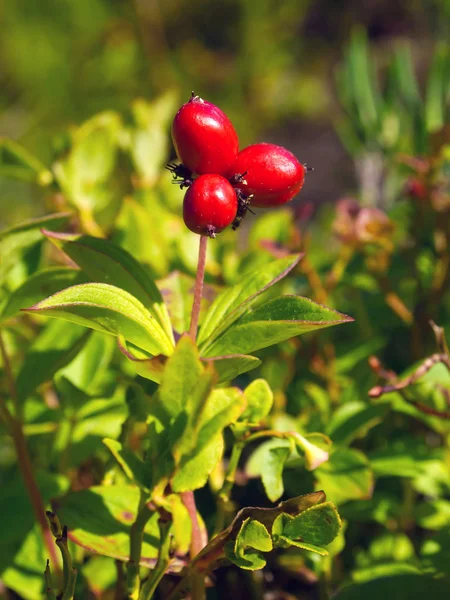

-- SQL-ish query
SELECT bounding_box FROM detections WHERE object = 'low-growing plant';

[0,32,449,600]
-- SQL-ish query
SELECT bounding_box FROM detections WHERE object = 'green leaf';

[203,295,352,356]
[103,438,151,490]
[193,492,326,572]
[118,336,167,384]
[158,335,204,419]
[171,434,224,492]
[0,137,52,185]
[194,387,246,454]
[82,556,117,598]
[334,574,450,600]
[326,402,388,446]
[421,528,450,577]
[198,254,302,347]
[15,320,90,401]
[0,472,69,551]
[225,518,273,570]
[1,267,86,322]
[53,111,122,211]
[1,525,48,600]
[173,386,244,472]
[246,438,293,502]
[129,93,178,186]
[315,448,374,505]
[57,485,166,565]
[113,197,169,278]
[56,389,128,467]
[0,472,69,599]
[415,500,450,531]
[57,330,116,396]
[274,501,341,547]
[425,42,450,133]
[241,379,274,423]
[203,354,261,384]
[24,282,173,356]
[0,213,70,284]
[44,230,173,343]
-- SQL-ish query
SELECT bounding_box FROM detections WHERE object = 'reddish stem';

[188,235,208,341]
[0,330,59,570]
[180,491,205,559]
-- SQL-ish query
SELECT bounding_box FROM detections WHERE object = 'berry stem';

[188,234,208,341]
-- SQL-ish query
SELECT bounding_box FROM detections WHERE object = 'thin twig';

[188,235,208,340]
[127,490,153,600]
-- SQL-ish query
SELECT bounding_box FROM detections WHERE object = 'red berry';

[172,94,239,176]
[229,143,306,207]
[183,174,238,237]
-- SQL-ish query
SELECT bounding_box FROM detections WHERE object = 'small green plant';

[0,33,449,600]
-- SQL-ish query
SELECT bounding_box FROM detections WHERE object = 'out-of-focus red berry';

[183,174,238,237]
[405,178,428,200]
[171,94,239,176]
[228,143,306,207]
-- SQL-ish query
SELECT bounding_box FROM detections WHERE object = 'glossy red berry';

[172,94,239,176]
[183,174,238,237]
[229,143,306,208]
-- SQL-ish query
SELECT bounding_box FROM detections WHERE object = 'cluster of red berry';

[169,93,310,237]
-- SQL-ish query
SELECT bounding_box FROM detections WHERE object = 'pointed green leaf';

[203,354,261,383]
[23,282,173,356]
[43,230,173,343]
[1,267,86,322]
[203,295,353,356]
[118,336,167,384]
[158,335,204,418]
[15,320,90,401]
[198,254,302,347]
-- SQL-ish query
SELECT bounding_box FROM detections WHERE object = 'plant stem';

[188,235,208,341]
[139,519,172,600]
[215,441,245,534]
[44,561,58,600]
[128,491,153,600]
[180,491,206,599]
[0,330,59,570]
[180,491,204,559]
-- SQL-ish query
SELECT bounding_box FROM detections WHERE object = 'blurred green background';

[1,0,449,227]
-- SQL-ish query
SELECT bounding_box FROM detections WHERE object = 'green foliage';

[1,26,449,600]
